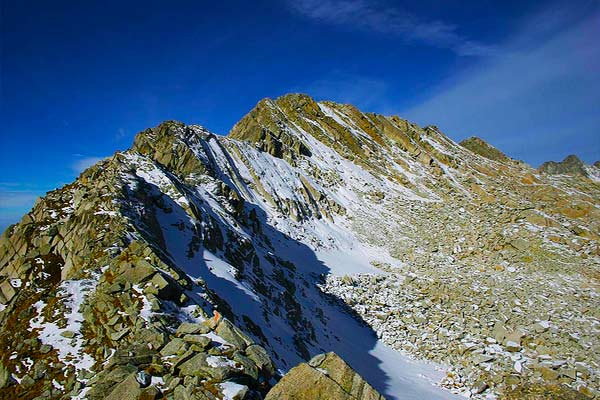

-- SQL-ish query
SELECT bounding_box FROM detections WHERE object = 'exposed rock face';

[0,93,599,399]
[265,352,383,400]
[459,136,511,163]
[230,96,313,162]
[538,154,589,176]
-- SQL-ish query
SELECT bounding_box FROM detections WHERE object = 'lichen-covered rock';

[245,344,277,379]
[105,373,142,400]
[215,319,254,350]
[0,364,13,389]
[176,322,211,337]
[265,352,384,400]
[182,334,211,350]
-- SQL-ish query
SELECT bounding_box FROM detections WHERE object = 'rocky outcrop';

[265,352,383,400]
[230,94,458,183]
[459,136,511,163]
[538,155,589,176]
[229,95,313,163]
[132,120,213,180]
[84,317,275,400]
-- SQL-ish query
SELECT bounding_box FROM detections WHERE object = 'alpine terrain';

[1,94,599,400]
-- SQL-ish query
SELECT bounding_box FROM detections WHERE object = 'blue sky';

[1,0,599,231]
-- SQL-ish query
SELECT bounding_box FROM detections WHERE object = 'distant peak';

[461,136,485,144]
[250,93,317,111]
[459,136,510,162]
[563,154,583,164]
[274,92,315,104]
[228,94,314,161]
[538,154,588,176]
[132,120,211,148]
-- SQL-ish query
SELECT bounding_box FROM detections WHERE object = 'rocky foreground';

[0,93,598,399]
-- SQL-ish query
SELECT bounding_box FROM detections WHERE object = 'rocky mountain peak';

[132,120,213,155]
[228,95,315,162]
[130,120,223,183]
[459,136,511,163]
[273,92,319,110]
[538,154,589,176]
[230,93,466,185]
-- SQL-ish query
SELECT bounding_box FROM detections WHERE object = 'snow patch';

[29,279,98,373]
[133,284,154,322]
[206,355,237,368]
[220,381,248,400]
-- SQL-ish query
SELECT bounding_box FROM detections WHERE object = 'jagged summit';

[229,94,315,161]
[538,154,589,176]
[131,121,220,181]
[459,136,511,163]
[229,93,471,191]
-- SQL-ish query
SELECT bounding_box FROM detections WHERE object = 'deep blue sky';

[1,0,599,230]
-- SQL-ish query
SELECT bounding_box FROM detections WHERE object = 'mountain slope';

[1,94,599,399]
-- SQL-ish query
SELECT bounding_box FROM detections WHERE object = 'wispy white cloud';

[287,0,494,56]
[115,127,128,141]
[0,191,40,208]
[401,2,600,166]
[72,156,106,173]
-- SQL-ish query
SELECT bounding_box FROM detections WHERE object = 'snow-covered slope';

[119,119,458,398]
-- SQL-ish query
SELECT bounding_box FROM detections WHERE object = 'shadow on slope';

[126,158,453,399]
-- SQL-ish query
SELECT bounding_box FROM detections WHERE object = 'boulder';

[178,353,209,377]
[146,273,182,301]
[265,352,383,400]
[139,385,162,400]
[176,322,211,337]
[106,373,142,400]
[215,319,254,350]
[245,344,276,377]
[232,351,259,381]
[160,338,189,357]
[110,346,154,366]
[0,363,14,388]
[178,353,239,381]
[510,238,529,252]
[182,334,211,350]
[116,260,155,284]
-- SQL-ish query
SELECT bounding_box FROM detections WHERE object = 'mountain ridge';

[1,94,599,399]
